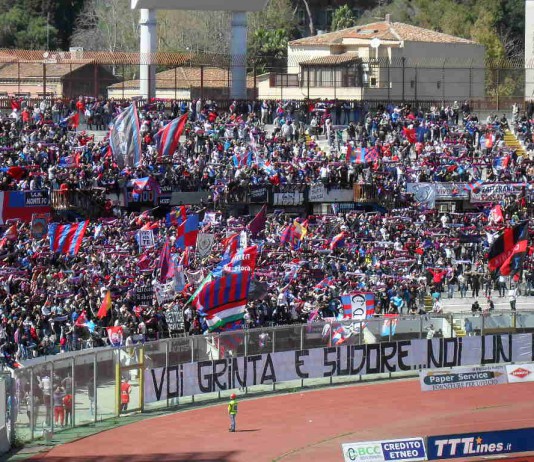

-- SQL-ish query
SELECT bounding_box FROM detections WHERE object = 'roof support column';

[139,8,157,100]
[230,11,248,100]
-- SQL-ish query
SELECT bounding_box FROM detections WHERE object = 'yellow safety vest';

[228,400,238,415]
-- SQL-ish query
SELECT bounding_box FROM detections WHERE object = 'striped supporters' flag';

[193,271,252,332]
[155,113,188,159]
[48,221,89,255]
[340,293,375,320]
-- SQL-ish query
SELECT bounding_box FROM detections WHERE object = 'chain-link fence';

[6,310,534,445]
[0,50,530,112]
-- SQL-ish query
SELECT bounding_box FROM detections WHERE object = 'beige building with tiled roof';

[257,15,485,101]
[107,66,255,100]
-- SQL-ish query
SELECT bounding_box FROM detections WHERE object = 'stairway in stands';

[452,318,466,337]
[503,129,526,156]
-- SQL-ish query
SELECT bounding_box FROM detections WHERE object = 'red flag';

[247,205,267,237]
[69,112,80,128]
[141,221,159,231]
[403,127,416,144]
[7,166,25,180]
[488,205,504,224]
[223,245,258,274]
[74,310,87,327]
[10,98,20,111]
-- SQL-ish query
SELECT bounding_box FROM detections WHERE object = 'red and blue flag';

[340,293,375,320]
[347,146,366,163]
[463,179,483,192]
[175,214,199,249]
[166,205,188,227]
[193,271,252,331]
[222,232,242,256]
[49,221,89,255]
[158,238,175,282]
[330,231,346,250]
[332,326,350,346]
[314,276,335,292]
[232,151,252,168]
[155,113,188,159]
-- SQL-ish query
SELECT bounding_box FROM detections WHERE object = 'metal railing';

[0,49,530,107]
[7,310,534,445]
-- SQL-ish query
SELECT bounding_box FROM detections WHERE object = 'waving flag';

[280,219,307,250]
[166,205,188,227]
[176,214,199,249]
[463,179,483,193]
[131,177,161,202]
[222,232,242,256]
[314,276,335,292]
[233,151,252,168]
[330,231,346,250]
[381,314,399,337]
[109,104,141,168]
[193,271,252,331]
[365,147,380,163]
[493,155,510,169]
[158,239,175,282]
[347,146,366,163]
[97,291,112,319]
[403,127,416,144]
[488,222,528,278]
[49,221,89,255]
[223,245,258,274]
[106,326,123,346]
[247,205,267,237]
[332,325,351,346]
[488,204,504,224]
[155,113,188,159]
[2,224,18,241]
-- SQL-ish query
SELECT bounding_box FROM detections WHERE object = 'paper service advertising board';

[419,365,508,391]
[342,437,426,462]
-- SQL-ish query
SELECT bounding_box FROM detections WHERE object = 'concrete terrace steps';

[504,129,526,156]
[452,319,466,337]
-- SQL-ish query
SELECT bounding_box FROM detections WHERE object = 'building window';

[437,81,441,89]
[410,80,415,89]
[322,68,331,86]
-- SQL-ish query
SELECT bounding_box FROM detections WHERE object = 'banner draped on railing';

[144,333,533,403]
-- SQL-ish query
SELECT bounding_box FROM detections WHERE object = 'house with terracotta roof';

[0,51,118,99]
[107,66,255,100]
[257,15,485,101]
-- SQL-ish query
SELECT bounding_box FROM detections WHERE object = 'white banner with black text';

[144,333,534,403]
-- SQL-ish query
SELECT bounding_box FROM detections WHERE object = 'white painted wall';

[287,45,332,74]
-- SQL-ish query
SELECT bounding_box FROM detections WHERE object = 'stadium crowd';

[0,95,532,365]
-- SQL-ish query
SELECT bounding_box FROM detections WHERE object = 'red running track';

[33,379,534,462]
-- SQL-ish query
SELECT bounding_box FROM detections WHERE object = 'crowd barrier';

[5,311,534,447]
